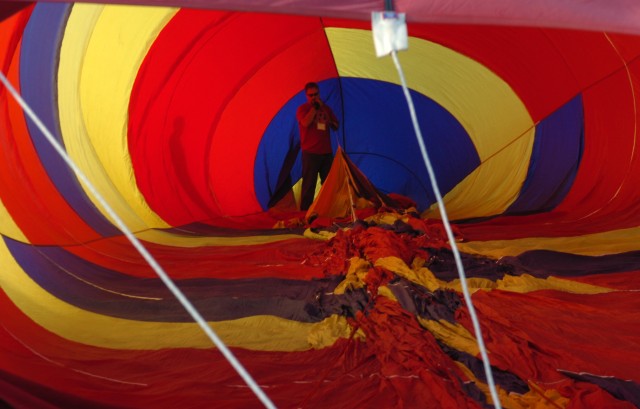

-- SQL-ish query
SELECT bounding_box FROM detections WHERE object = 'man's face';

[306,87,319,103]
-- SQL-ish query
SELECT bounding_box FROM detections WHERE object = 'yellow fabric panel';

[0,238,348,351]
[303,227,337,241]
[418,317,480,357]
[375,256,442,292]
[335,256,370,294]
[449,277,500,292]
[59,4,175,231]
[499,274,612,294]
[447,274,613,294]
[377,285,397,301]
[365,212,404,226]
[326,28,535,219]
[308,150,354,219]
[376,256,614,294]
[136,229,303,247]
[307,314,365,349]
[293,177,303,208]
[0,197,27,242]
[422,129,535,220]
[459,226,640,257]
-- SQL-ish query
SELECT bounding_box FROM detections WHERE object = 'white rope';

[0,70,277,409]
[389,51,503,409]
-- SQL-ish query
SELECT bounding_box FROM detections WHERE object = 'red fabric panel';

[555,68,638,215]
[128,10,235,224]
[562,270,640,290]
[129,10,339,225]
[0,7,100,245]
[543,31,640,93]
[208,20,338,217]
[607,32,640,61]
[63,235,327,279]
[458,289,640,384]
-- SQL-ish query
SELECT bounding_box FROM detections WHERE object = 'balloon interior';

[1,2,639,408]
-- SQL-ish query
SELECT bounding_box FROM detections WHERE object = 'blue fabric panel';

[506,95,583,214]
[255,78,478,211]
[341,78,478,210]
[20,3,119,236]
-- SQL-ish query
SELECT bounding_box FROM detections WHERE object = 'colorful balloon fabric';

[1,2,640,409]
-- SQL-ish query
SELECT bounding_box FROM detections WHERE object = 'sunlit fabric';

[1,2,639,409]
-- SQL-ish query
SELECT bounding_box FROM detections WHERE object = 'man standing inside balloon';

[296,82,340,211]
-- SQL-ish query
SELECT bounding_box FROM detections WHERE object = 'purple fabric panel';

[424,247,640,281]
[559,370,640,407]
[501,249,640,278]
[439,343,529,397]
[425,248,514,281]
[19,3,119,237]
[4,237,368,323]
[506,95,583,215]
[389,281,462,323]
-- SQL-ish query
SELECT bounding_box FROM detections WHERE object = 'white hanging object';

[371,11,408,57]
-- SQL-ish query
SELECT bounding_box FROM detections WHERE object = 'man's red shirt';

[296,102,338,154]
